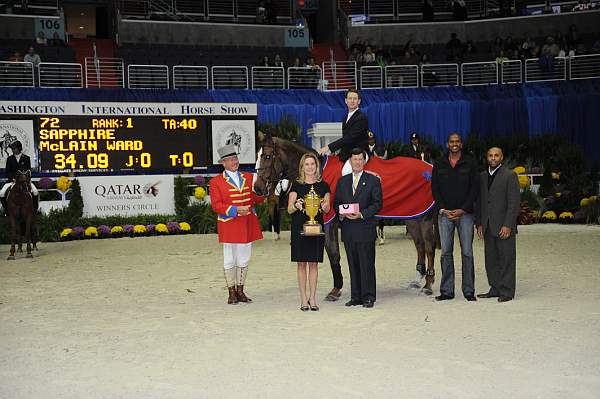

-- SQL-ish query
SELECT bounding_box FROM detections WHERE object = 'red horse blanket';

[321,155,435,223]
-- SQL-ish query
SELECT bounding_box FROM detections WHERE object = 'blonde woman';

[287,153,330,311]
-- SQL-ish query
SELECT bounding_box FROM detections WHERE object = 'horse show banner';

[0,119,38,168]
[211,119,256,165]
[78,175,175,217]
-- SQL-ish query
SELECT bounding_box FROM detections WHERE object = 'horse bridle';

[256,142,287,196]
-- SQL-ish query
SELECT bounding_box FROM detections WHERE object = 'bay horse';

[254,133,437,296]
[7,170,35,259]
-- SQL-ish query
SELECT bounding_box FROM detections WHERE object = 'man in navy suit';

[334,148,383,308]
[0,140,38,215]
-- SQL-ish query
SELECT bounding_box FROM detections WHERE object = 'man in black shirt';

[431,133,479,301]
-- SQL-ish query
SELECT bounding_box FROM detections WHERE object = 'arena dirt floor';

[1,224,599,399]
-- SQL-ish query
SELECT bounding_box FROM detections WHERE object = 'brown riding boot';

[228,286,239,304]
[236,285,252,303]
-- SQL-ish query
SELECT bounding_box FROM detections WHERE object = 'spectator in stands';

[49,32,65,46]
[521,37,536,58]
[306,57,320,87]
[531,45,541,59]
[23,47,41,67]
[504,36,517,54]
[576,43,587,55]
[540,36,559,73]
[558,45,575,58]
[491,36,504,58]
[452,0,468,21]
[363,46,376,65]
[401,45,419,65]
[446,32,463,62]
[463,40,477,61]
[566,25,581,48]
[349,47,364,66]
[291,57,303,68]
[257,55,270,67]
[256,1,267,24]
[8,52,23,62]
[495,49,509,65]
[350,37,366,53]
[422,0,434,22]
[420,54,436,86]
[35,31,47,45]
[273,54,284,68]
[510,49,522,61]
[376,54,386,68]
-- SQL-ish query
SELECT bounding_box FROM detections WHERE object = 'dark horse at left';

[6,170,35,259]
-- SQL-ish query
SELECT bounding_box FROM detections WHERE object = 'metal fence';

[385,65,419,88]
[0,62,34,87]
[360,66,383,89]
[251,67,285,89]
[172,66,209,89]
[569,54,600,80]
[421,63,459,87]
[287,67,321,89]
[461,61,498,86]
[211,66,248,89]
[322,61,357,91]
[85,57,125,88]
[127,64,169,89]
[38,63,83,88]
[525,57,567,82]
[501,60,523,84]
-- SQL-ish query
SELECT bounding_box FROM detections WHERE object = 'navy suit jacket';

[5,154,31,181]
[334,171,383,243]
[328,110,369,161]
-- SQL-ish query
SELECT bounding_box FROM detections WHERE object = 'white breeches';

[341,154,369,176]
[0,182,38,197]
[223,243,252,270]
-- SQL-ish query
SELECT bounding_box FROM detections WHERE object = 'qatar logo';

[143,181,161,198]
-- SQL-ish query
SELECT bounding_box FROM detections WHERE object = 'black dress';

[290,181,330,263]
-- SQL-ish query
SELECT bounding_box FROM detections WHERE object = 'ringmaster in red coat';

[210,144,265,305]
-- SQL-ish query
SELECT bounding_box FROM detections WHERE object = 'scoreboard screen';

[38,116,208,172]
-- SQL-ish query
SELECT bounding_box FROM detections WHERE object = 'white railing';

[421,63,459,86]
[360,66,383,89]
[127,64,169,89]
[175,0,206,15]
[501,60,523,84]
[251,66,285,89]
[525,57,567,83]
[207,0,235,17]
[38,63,83,88]
[172,65,209,89]
[461,61,498,86]
[385,65,419,88]
[85,57,125,88]
[569,54,600,81]
[287,66,321,89]
[0,62,34,87]
[322,61,357,91]
[211,66,248,89]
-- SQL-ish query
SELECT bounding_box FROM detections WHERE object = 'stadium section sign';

[78,175,175,217]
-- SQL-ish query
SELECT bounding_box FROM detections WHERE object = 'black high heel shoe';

[300,304,309,311]
[308,300,319,311]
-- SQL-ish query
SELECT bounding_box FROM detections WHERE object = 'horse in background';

[6,170,35,259]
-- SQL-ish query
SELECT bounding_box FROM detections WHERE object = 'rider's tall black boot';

[1,196,7,216]
[32,195,39,214]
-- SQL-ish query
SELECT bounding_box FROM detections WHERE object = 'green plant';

[174,176,191,216]
[67,179,83,219]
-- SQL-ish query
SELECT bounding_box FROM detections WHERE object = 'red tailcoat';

[209,171,265,243]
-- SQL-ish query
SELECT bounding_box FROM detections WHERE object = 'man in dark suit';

[319,89,369,174]
[476,147,520,302]
[402,133,431,162]
[334,148,383,308]
[0,140,38,215]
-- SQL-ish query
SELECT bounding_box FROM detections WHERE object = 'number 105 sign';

[284,28,309,47]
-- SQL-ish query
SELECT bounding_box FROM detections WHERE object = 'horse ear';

[257,130,265,143]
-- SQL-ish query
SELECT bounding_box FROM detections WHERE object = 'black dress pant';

[484,228,517,298]
[343,240,376,302]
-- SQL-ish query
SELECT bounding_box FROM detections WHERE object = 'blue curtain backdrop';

[2,80,599,161]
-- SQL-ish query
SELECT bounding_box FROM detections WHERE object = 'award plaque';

[301,185,325,236]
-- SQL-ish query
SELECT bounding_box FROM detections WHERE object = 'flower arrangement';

[551,172,560,180]
[194,175,206,186]
[146,224,156,235]
[513,166,526,174]
[194,186,206,200]
[554,192,562,198]
[123,224,135,237]
[559,211,574,223]
[56,176,72,192]
[97,225,111,238]
[180,222,191,233]
[84,226,98,238]
[518,175,530,189]
[156,223,168,234]
[580,198,590,207]
[541,210,557,222]
[38,177,55,189]
[60,228,72,239]
[71,226,85,239]
[167,221,180,234]
[133,225,146,236]
[111,225,124,238]
[590,195,598,203]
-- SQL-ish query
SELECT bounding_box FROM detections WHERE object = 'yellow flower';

[180,222,191,231]
[551,172,560,180]
[56,176,72,192]
[60,228,72,238]
[85,227,98,237]
[559,212,574,219]
[513,166,526,174]
[542,211,557,220]
[554,192,561,198]
[589,195,598,203]
[580,198,590,207]
[133,225,146,234]
[194,187,206,199]
[531,210,541,219]
[111,226,123,234]
[518,175,530,189]
[156,223,168,233]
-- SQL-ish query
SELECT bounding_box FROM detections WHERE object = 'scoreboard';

[0,101,258,173]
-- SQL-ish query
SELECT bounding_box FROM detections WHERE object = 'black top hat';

[410,133,420,140]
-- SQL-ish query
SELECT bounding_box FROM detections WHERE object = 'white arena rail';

[38,62,83,88]
[0,62,34,87]
[525,57,567,82]
[421,63,459,87]
[172,65,209,89]
[322,61,357,91]
[385,65,418,88]
[501,60,523,84]
[127,64,169,89]
[85,57,125,88]
[211,66,248,89]
[287,66,321,89]
[461,61,498,86]
[569,54,600,80]
[251,66,285,89]
[360,66,383,89]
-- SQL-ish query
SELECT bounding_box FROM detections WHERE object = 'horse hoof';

[26,254,33,259]
[421,287,433,296]
[408,282,420,289]
[7,256,15,260]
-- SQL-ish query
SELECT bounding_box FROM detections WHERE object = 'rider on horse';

[0,140,39,216]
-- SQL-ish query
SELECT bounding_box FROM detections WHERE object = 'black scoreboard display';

[37,116,208,171]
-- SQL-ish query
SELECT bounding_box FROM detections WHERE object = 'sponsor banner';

[0,119,38,168]
[78,175,174,217]
[211,120,256,165]
[0,101,257,117]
